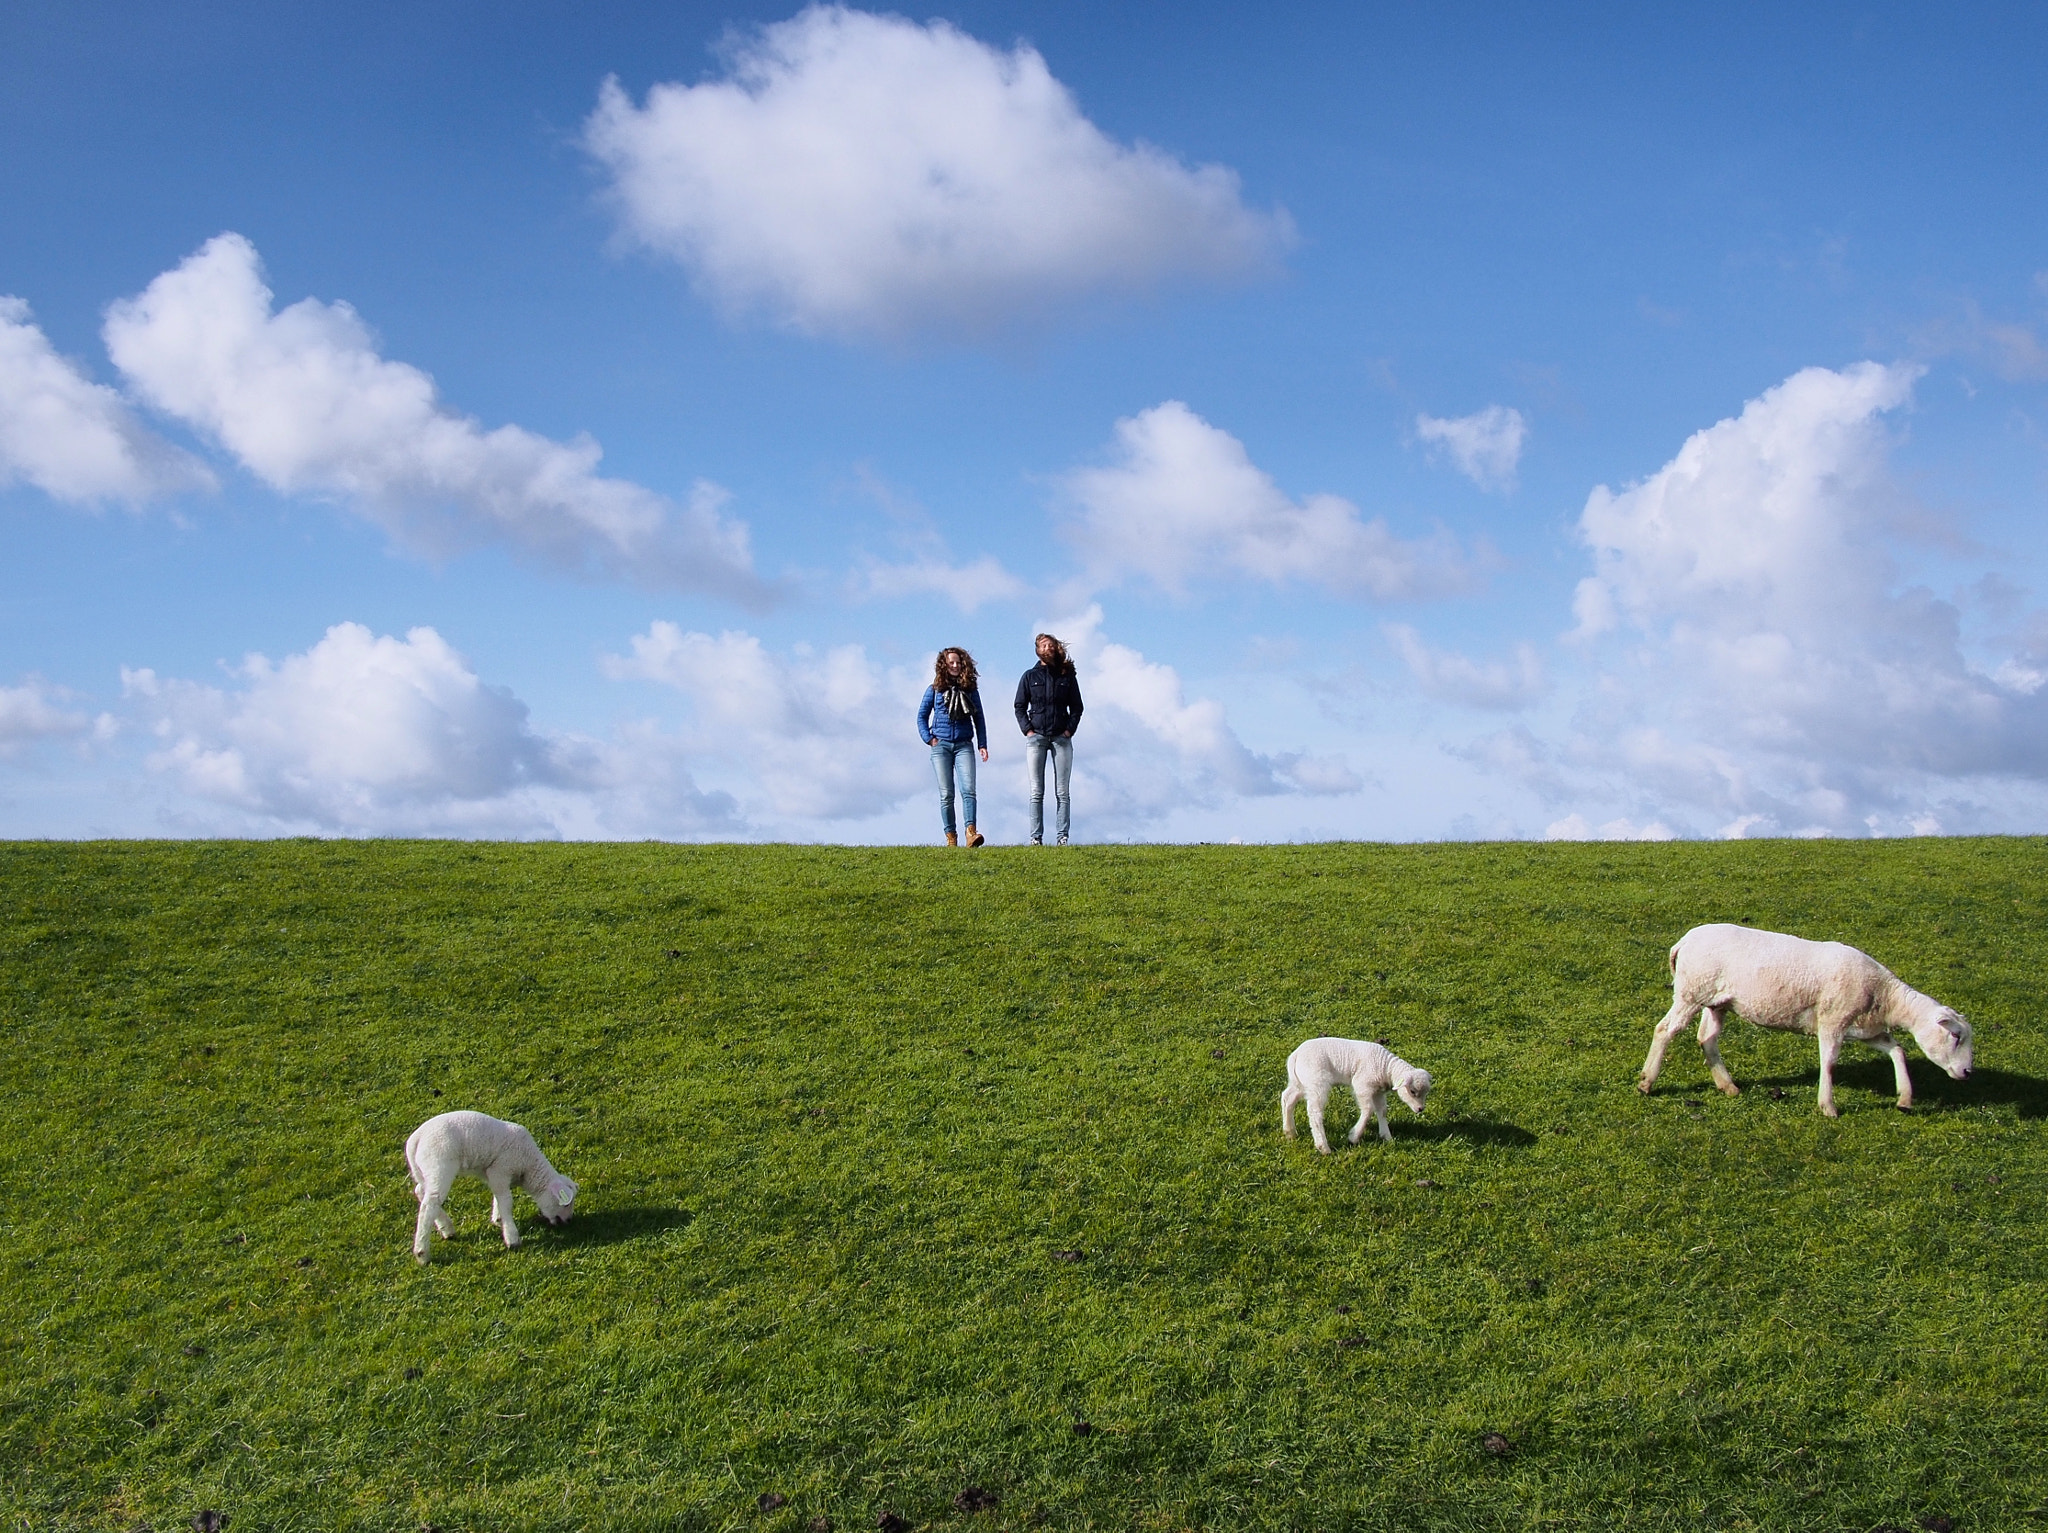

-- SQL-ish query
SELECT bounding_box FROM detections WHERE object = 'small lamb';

[1639,923,1973,1117]
[1281,1037,1433,1151]
[404,1110,578,1264]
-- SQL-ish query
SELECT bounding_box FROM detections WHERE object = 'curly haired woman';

[917,645,989,847]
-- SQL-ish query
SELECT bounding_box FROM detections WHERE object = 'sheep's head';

[1396,1069,1432,1116]
[1910,1006,1973,1080]
[534,1175,579,1227]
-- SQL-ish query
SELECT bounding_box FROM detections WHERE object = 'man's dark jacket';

[1014,662,1084,737]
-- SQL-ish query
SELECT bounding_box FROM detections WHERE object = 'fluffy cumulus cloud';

[122,622,737,836]
[1063,402,1475,599]
[603,609,1355,835]
[583,5,1291,340]
[1415,405,1526,492]
[0,297,212,505]
[1473,360,2048,837]
[603,623,928,820]
[1047,605,1359,822]
[103,235,767,600]
[0,677,115,758]
[1385,623,1545,710]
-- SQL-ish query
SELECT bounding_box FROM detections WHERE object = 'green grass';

[3,838,2046,1533]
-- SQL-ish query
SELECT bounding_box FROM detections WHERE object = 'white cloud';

[122,622,737,836]
[1046,605,1359,821]
[1542,813,1675,842]
[583,5,1291,341]
[1415,404,1527,492]
[601,609,1356,836]
[1063,401,1475,598]
[0,677,115,758]
[1465,360,2048,837]
[603,623,927,820]
[103,234,768,600]
[0,296,213,505]
[1385,623,1545,710]
[850,552,1027,612]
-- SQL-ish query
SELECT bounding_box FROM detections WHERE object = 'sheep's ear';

[558,1179,578,1205]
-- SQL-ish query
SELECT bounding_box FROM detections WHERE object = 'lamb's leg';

[413,1175,453,1264]
[488,1172,521,1248]
[1347,1079,1374,1145]
[1816,1030,1843,1118]
[1639,996,1696,1093]
[1373,1088,1393,1142]
[1879,1035,1914,1110]
[1696,1006,1739,1096]
[1305,1081,1334,1154]
[1280,1069,1303,1139]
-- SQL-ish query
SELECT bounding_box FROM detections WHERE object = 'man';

[1013,632,1083,846]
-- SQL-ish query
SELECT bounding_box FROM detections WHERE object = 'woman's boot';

[945,831,958,846]
[965,824,985,848]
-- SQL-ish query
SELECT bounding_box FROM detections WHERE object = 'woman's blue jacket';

[918,684,988,748]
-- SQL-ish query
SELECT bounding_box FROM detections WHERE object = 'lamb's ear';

[557,1178,578,1205]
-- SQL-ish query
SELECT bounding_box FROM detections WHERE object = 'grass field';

[4,838,2046,1533]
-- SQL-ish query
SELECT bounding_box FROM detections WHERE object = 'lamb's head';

[533,1175,579,1227]
[1395,1067,1432,1116]
[1908,1003,1973,1080]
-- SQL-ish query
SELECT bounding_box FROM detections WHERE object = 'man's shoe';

[965,824,985,848]
[945,831,958,846]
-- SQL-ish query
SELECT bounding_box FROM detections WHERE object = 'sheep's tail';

[403,1135,421,1197]
[1667,938,1682,975]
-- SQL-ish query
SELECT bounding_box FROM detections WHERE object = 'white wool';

[1638,923,1973,1117]
[1280,1036,1432,1152]
[403,1110,579,1263]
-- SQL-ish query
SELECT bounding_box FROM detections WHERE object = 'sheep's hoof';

[1895,1100,1914,1112]
[414,1252,430,1265]
[1635,1078,1653,1095]
[1715,1081,1741,1097]
[1820,1104,1839,1119]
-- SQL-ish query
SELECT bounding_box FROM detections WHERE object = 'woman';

[917,646,989,847]
[1013,632,1082,846]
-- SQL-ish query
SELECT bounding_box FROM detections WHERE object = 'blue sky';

[4,0,2047,841]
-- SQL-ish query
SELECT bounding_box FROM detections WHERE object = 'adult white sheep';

[1637,923,1972,1117]
[405,1110,578,1263]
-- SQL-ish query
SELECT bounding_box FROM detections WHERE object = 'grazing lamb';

[1281,1037,1433,1151]
[1638,923,1973,1117]
[404,1110,578,1263]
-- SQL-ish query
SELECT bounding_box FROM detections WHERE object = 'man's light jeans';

[931,738,977,836]
[1026,732,1073,844]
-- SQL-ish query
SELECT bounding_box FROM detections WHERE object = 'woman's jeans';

[930,738,977,835]
[1026,732,1073,843]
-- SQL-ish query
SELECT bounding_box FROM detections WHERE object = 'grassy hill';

[3,838,2045,1532]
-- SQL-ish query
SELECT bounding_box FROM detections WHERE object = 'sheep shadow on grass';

[551,1206,695,1248]
[1742,1061,2048,1118]
[1398,1118,1538,1148]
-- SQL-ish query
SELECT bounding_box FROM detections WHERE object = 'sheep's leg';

[1816,1030,1843,1118]
[488,1171,521,1248]
[1347,1080,1374,1145]
[413,1176,454,1264]
[1280,1071,1303,1139]
[1372,1088,1394,1143]
[1638,996,1696,1093]
[1305,1082,1334,1154]
[1696,1006,1739,1096]
[1879,1035,1914,1110]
